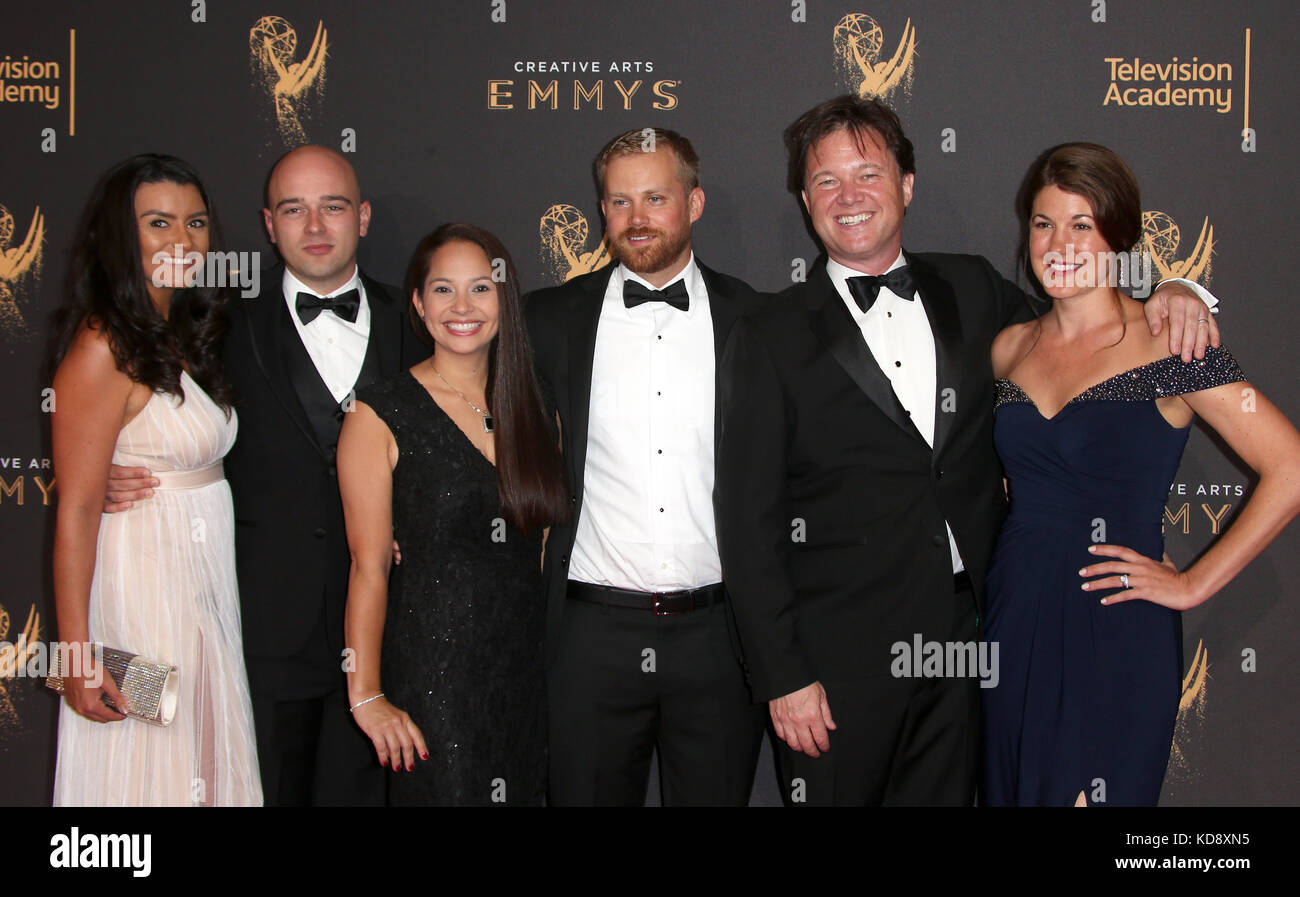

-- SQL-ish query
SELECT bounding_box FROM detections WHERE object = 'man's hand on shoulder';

[770,680,836,758]
[1146,281,1221,362]
[104,465,156,512]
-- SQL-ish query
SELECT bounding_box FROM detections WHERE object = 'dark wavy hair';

[48,153,233,410]
[406,223,570,534]
[784,94,916,195]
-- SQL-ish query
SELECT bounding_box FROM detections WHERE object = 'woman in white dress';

[49,154,261,806]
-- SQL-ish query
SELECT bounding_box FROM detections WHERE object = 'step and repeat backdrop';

[1,0,1295,806]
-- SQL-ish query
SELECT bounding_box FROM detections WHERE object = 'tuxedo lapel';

[565,266,616,495]
[908,252,964,459]
[363,274,401,378]
[806,261,928,447]
[699,261,741,363]
[243,274,327,458]
[699,261,742,453]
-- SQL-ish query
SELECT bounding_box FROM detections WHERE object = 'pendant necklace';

[430,360,493,433]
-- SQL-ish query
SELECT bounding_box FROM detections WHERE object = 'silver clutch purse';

[46,644,179,726]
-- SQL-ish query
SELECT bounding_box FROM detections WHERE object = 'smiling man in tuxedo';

[525,128,767,805]
[107,145,422,805]
[715,95,1219,806]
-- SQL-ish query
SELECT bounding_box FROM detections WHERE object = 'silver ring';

[1119,574,1131,589]
[1197,318,1209,325]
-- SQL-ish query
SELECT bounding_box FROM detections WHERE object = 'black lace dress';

[358,371,547,806]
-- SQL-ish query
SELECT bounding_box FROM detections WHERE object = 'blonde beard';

[612,225,692,279]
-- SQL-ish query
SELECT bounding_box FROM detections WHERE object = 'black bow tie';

[846,267,916,313]
[296,288,360,325]
[623,279,689,312]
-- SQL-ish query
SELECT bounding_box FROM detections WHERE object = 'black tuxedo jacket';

[715,252,1035,701]
[524,260,764,668]
[223,266,424,664]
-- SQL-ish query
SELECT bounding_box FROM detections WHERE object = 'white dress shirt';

[282,266,371,403]
[568,254,722,592]
[827,252,966,575]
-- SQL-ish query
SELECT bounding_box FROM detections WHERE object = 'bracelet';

[349,693,384,713]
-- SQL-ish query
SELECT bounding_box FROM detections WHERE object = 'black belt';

[566,581,725,616]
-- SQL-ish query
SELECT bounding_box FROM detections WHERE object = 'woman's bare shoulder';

[56,319,131,386]
[991,320,1039,379]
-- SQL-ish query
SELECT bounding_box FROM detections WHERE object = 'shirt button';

[895,361,902,367]
[659,507,665,513]
[657,449,663,454]
[656,335,662,340]
[327,337,335,344]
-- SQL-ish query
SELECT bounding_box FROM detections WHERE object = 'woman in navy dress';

[981,143,1300,806]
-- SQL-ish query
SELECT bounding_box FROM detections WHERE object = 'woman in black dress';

[339,223,568,805]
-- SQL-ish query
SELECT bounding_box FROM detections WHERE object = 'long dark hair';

[406,223,569,533]
[48,153,233,410]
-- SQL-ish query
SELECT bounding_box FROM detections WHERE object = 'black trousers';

[778,579,981,807]
[245,606,385,807]
[547,595,766,806]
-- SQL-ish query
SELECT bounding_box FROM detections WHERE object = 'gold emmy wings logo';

[539,204,611,284]
[0,203,44,337]
[0,602,41,735]
[1139,210,1214,286]
[1168,639,1208,784]
[833,13,917,100]
[249,16,328,146]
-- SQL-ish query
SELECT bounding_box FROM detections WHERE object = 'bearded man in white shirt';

[525,128,768,805]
